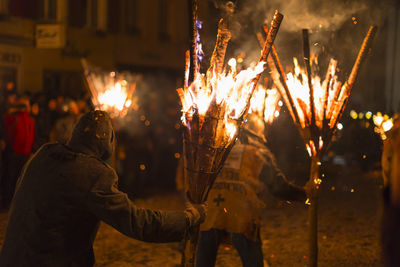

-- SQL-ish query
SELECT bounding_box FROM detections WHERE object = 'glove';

[184,201,207,227]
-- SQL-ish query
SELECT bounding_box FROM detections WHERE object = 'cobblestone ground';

[0,167,383,266]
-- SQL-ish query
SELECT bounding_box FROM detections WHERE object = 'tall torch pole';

[182,1,199,267]
[265,25,376,267]
[302,29,319,267]
[308,156,320,267]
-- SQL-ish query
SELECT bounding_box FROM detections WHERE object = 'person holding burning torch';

[0,110,206,267]
[381,114,400,267]
[195,114,306,267]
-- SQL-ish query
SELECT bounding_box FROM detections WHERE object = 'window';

[89,0,98,28]
[107,0,120,33]
[9,0,40,19]
[47,0,57,20]
[158,0,170,41]
[38,0,57,21]
[87,0,107,31]
[0,0,9,16]
[124,0,140,35]
[68,0,87,28]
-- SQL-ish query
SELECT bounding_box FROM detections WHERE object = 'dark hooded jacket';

[0,110,187,267]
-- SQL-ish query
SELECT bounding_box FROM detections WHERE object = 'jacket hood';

[67,110,114,160]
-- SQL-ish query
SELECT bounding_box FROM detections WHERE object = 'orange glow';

[177,58,265,141]
[283,57,348,156]
[98,80,130,112]
[286,58,343,130]
[249,85,281,124]
[88,69,138,118]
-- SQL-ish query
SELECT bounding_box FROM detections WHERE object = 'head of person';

[67,110,115,161]
[31,102,39,116]
[18,95,31,113]
[64,100,79,116]
[48,98,57,111]
[56,95,64,105]
[76,99,88,113]
[6,81,15,92]
[5,92,18,105]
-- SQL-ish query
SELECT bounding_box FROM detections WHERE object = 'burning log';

[302,30,317,137]
[81,58,99,108]
[188,0,199,82]
[265,26,376,267]
[260,25,302,127]
[178,11,283,267]
[207,18,232,75]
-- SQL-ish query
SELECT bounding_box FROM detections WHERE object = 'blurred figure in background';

[1,95,35,208]
[31,95,52,151]
[381,114,400,267]
[77,98,91,114]
[50,99,81,144]
[47,98,60,126]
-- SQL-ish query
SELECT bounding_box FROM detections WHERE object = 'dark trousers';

[196,229,264,267]
[1,150,28,207]
[382,186,400,267]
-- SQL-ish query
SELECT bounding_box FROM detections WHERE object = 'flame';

[248,85,281,124]
[249,85,266,117]
[91,71,137,118]
[264,88,281,124]
[283,57,349,156]
[98,81,128,111]
[286,57,343,130]
[177,58,265,140]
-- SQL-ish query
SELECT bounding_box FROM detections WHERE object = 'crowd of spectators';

[0,74,184,210]
[0,83,91,209]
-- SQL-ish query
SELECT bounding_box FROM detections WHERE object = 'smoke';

[207,0,395,79]
[115,72,182,142]
[236,0,370,33]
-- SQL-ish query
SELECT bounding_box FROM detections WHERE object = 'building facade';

[0,0,205,96]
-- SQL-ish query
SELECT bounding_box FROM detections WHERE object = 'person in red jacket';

[1,95,35,208]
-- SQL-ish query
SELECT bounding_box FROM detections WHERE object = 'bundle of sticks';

[265,25,377,267]
[177,9,284,267]
[267,26,376,157]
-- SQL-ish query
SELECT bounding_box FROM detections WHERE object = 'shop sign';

[36,24,66,48]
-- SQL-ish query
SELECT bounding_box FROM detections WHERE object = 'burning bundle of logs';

[267,26,377,267]
[81,59,138,118]
[177,2,284,265]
